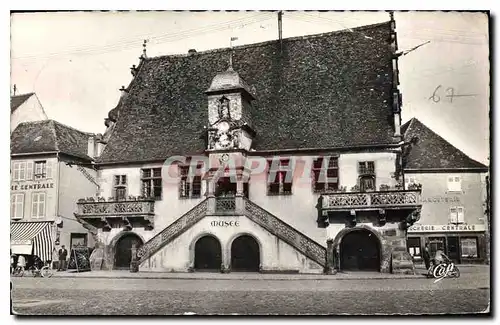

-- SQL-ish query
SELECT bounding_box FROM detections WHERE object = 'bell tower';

[205,60,256,151]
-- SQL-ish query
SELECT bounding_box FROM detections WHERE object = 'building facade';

[10,120,98,265]
[11,92,48,133]
[76,17,422,274]
[402,118,489,264]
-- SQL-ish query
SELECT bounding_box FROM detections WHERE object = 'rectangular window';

[449,206,465,224]
[405,176,416,189]
[267,159,293,195]
[407,237,422,257]
[447,175,462,192]
[10,194,24,219]
[312,157,339,193]
[12,161,27,181]
[70,233,88,248]
[141,168,162,200]
[358,161,375,175]
[113,175,128,200]
[460,238,478,258]
[34,161,47,179]
[179,165,202,199]
[31,193,46,218]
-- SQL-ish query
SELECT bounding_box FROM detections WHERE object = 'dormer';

[205,62,256,151]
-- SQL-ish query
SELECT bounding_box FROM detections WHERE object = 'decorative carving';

[137,200,208,263]
[218,96,231,120]
[244,198,326,267]
[76,199,155,216]
[101,217,111,232]
[323,190,421,210]
[215,197,236,212]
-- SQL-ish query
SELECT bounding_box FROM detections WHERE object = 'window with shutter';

[26,161,34,180]
[46,160,53,178]
[13,162,27,181]
[10,194,24,219]
[31,193,46,218]
[457,207,465,223]
[449,207,458,224]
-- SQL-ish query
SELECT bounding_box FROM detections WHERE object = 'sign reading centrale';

[210,220,240,227]
[408,224,486,233]
[11,183,54,191]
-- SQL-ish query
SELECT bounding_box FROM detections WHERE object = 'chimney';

[95,133,105,157]
[87,135,96,158]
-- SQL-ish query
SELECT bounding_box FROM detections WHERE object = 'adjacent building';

[74,16,425,274]
[11,92,48,133]
[402,118,489,264]
[10,120,98,265]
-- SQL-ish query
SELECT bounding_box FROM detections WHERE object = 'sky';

[10,11,490,165]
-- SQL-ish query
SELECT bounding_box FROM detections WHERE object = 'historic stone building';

[76,16,423,274]
[10,120,98,265]
[402,118,489,264]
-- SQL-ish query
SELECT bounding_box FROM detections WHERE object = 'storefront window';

[461,238,478,258]
[428,237,446,257]
[407,237,421,257]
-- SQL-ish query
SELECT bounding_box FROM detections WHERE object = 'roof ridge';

[51,119,94,136]
[11,92,34,98]
[146,20,391,61]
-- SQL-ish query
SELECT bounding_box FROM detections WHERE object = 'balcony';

[321,190,421,211]
[317,187,422,228]
[75,197,155,230]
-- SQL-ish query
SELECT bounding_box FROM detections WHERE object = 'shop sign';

[11,183,54,191]
[408,224,486,233]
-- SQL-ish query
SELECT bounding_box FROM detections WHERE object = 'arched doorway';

[194,235,222,271]
[231,235,260,272]
[340,229,380,272]
[114,233,143,270]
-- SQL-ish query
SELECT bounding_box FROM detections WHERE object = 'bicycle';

[29,262,54,278]
[12,265,25,277]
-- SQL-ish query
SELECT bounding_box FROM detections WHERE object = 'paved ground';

[11,265,490,315]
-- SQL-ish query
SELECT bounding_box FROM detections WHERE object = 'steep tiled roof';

[402,118,488,171]
[98,22,398,164]
[11,93,34,113]
[11,120,93,160]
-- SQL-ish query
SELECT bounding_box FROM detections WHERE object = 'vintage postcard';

[9,10,490,316]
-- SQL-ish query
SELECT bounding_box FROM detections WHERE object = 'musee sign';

[408,224,486,233]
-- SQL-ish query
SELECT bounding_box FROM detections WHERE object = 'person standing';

[17,254,26,270]
[423,243,431,270]
[58,245,68,271]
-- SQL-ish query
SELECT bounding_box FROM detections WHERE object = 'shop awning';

[11,221,54,262]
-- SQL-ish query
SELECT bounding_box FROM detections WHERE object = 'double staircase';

[136,197,326,268]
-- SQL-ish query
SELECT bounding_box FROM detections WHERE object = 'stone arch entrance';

[231,235,260,272]
[194,235,222,271]
[114,233,144,270]
[339,229,381,271]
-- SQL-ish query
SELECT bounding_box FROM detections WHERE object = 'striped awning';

[11,222,54,262]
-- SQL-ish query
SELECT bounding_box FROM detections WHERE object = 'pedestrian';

[17,254,26,270]
[423,243,431,270]
[58,245,68,271]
